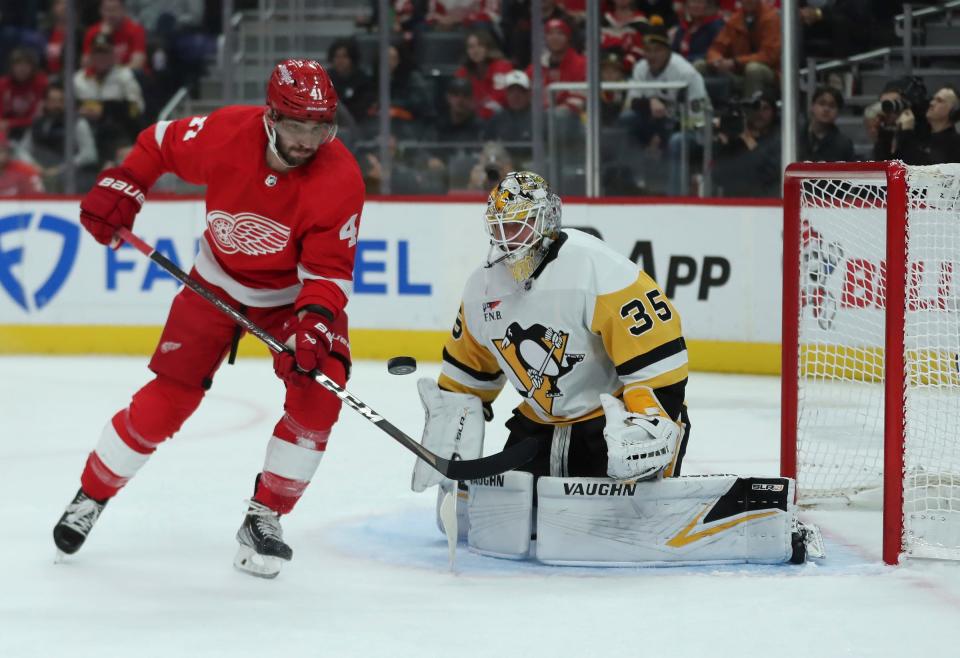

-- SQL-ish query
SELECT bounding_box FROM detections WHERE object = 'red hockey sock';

[80,451,128,501]
[251,415,330,514]
[253,472,311,515]
[80,375,204,501]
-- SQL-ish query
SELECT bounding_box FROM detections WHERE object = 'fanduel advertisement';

[0,199,782,344]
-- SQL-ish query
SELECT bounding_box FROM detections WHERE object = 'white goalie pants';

[445,473,798,565]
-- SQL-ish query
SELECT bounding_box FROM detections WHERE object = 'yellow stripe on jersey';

[438,373,502,403]
[515,400,606,426]
[439,304,506,403]
[591,271,688,413]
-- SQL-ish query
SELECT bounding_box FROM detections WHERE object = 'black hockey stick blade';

[116,228,537,480]
[438,436,539,480]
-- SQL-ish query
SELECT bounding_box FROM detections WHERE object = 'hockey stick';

[525,340,556,398]
[116,228,537,480]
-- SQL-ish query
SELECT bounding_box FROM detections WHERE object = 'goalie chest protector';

[442,229,687,425]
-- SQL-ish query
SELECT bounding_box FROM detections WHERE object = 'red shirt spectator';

[0,50,49,140]
[526,19,587,114]
[601,0,648,73]
[673,0,725,64]
[45,0,72,75]
[427,0,501,29]
[82,0,147,71]
[47,26,66,75]
[0,133,44,196]
[455,30,514,119]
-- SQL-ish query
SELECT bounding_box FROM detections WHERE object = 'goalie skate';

[53,489,107,557]
[790,519,826,564]
[234,500,292,579]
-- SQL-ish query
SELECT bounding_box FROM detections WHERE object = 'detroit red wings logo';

[206,210,290,256]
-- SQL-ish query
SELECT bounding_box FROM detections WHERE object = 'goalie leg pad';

[412,379,485,492]
[536,475,798,566]
[467,471,534,559]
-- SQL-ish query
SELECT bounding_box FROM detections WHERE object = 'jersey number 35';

[620,290,672,336]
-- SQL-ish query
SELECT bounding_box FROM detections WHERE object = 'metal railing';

[158,87,191,122]
[895,1,960,31]
[545,81,710,196]
[801,3,960,83]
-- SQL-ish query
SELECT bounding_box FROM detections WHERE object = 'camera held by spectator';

[877,76,929,134]
[467,142,514,191]
[716,91,770,142]
[896,85,960,166]
[873,76,931,162]
[712,86,781,198]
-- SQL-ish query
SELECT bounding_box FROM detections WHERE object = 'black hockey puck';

[387,355,418,375]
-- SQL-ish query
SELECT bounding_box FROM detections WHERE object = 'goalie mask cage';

[782,161,960,565]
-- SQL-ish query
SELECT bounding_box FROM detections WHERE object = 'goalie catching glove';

[411,379,485,492]
[600,393,679,481]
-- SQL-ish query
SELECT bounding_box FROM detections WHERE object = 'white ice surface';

[2,357,960,658]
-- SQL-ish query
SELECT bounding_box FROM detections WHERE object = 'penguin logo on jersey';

[491,322,584,415]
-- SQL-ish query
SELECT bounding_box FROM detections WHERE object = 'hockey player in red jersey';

[52,59,364,578]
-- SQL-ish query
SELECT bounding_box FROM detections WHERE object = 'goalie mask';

[484,171,562,286]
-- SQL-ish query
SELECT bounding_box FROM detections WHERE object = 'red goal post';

[781,161,960,565]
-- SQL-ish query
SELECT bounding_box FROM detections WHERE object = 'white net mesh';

[793,164,960,560]
[903,165,960,558]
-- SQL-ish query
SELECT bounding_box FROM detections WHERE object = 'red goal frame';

[780,160,908,565]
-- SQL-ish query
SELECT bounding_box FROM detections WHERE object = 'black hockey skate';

[234,500,292,578]
[53,489,107,555]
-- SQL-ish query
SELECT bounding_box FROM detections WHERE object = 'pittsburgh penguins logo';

[491,322,584,415]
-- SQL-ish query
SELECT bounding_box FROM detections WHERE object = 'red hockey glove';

[80,167,147,245]
[273,307,335,387]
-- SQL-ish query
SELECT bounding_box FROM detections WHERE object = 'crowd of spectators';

[869,77,960,166]
[0,0,217,193]
[341,0,937,197]
[1,0,957,197]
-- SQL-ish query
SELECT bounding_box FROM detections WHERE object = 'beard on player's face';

[276,130,318,166]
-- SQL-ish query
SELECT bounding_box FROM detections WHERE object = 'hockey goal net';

[782,161,960,564]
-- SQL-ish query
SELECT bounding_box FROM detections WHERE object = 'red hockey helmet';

[266,59,338,123]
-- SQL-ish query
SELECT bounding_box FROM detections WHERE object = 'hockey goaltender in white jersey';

[412,171,824,566]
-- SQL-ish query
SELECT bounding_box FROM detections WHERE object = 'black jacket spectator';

[714,90,781,197]
[636,0,678,28]
[20,84,99,190]
[431,77,485,144]
[890,86,960,165]
[799,0,882,59]
[715,129,781,197]
[799,86,854,162]
[327,38,374,122]
[871,78,930,161]
[898,127,960,167]
[672,1,725,64]
[367,42,433,139]
[800,123,854,162]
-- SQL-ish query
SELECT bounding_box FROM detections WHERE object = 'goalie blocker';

[457,473,824,565]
